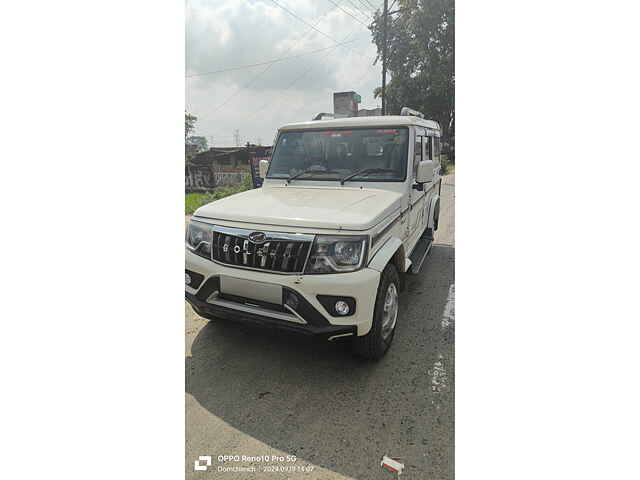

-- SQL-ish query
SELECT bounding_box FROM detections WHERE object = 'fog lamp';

[285,292,299,310]
[334,300,350,316]
[185,273,191,285]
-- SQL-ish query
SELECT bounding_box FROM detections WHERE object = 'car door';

[422,133,442,233]
[432,134,441,197]
[409,128,427,239]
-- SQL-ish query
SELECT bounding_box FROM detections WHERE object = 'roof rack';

[312,112,335,121]
[400,107,425,118]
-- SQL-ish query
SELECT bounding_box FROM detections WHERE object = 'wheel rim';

[381,282,399,341]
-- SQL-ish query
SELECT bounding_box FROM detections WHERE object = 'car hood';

[193,185,403,231]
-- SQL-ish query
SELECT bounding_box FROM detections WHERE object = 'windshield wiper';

[340,168,396,185]
[287,168,339,184]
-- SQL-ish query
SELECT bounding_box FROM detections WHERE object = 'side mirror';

[416,160,434,184]
[259,159,270,178]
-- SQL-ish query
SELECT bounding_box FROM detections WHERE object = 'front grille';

[209,226,313,274]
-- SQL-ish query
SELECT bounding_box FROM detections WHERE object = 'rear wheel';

[353,263,400,360]
[433,199,440,231]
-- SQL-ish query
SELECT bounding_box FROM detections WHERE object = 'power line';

[211,2,370,113]
[323,0,371,26]
[353,0,376,14]
[186,40,358,78]
[246,28,365,121]
[269,0,346,45]
[354,60,377,87]
[362,0,378,10]
[246,45,348,121]
[207,3,342,114]
[337,0,374,20]
[344,0,375,18]
[190,1,380,121]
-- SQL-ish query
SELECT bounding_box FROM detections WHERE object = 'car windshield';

[267,127,409,182]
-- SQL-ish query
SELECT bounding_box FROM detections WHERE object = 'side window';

[425,136,432,160]
[413,136,422,179]
[434,137,440,162]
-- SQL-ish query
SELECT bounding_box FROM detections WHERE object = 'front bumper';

[186,290,357,341]
[186,249,381,337]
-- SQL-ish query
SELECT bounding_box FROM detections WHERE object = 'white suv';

[186,109,442,359]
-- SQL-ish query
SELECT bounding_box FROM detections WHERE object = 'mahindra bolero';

[186,108,442,359]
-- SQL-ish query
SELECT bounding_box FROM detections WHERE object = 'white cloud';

[186,0,382,146]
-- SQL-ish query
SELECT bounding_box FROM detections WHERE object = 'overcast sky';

[186,0,383,147]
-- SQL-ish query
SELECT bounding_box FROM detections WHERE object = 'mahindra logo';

[248,232,267,244]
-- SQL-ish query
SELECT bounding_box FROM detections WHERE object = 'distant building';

[185,143,200,160]
[313,91,381,120]
[185,144,272,192]
[358,107,382,117]
[191,145,271,172]
[333,91,361,118]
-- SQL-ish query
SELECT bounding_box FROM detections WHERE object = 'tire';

[353,263,400,360]
[433,200,440,231]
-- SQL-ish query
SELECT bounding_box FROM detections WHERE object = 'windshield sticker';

[320,130,353,135]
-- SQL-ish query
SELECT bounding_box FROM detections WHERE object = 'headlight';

[186,220,212,259]
[305,235,368,274]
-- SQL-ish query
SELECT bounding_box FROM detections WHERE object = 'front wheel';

[433,199,440,231]
[352,263,400,360]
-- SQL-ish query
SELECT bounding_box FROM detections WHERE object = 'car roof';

[278,115,441,132]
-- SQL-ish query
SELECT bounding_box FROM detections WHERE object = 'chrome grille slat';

[251,241,258,268]
[234,236,241,264]
[270,242,281,270]
[207,225,313,274]
[210,231,218,259]
[260,242,269,268]
[216,232,224,259]
[242,239,249,265]
[291,243,301,271]
[282,242,293,271]
[224,235,232,263]
[292,242,304,272]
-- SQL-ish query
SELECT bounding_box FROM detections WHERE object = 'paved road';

[186,172,454,479]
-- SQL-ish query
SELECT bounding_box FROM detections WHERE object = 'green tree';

[185,111,197,140]
[185,112,199,163]
[371,0,454,161]
[187,136,208,152]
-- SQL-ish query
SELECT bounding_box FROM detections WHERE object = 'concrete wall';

[333,91,360,118]
[186,145,270,192]
[185,165,249,192]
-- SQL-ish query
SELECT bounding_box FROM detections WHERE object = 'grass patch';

[185,175,252,214]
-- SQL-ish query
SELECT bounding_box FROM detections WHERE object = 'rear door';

[422,132,441,233]
[408,127,427,239]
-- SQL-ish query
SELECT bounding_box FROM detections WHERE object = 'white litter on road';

[430,354,448,394]
[381,455,405,475]
[441,284,455,329]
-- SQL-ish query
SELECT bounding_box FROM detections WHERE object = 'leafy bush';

[440,154,453,175]
[185,175,252,214]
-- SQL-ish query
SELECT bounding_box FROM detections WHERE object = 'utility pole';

[381,0,388,115]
